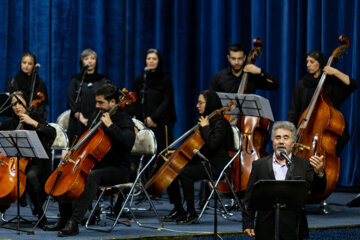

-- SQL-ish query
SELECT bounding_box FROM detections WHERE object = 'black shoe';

[80,207,100,226]
[177,211,198,225]
[162,208,186,222]
[58,219,79,237]
[43,218,67,231]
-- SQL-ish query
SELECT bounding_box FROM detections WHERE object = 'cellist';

[162,90,234,225]
[287,50,357,156]
[44,83,135,237]
[0,91,56,228]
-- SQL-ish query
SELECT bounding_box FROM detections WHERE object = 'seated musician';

[43,83,135,237]
[0,91,56,228]
[162,89,234,225]
[242,121,326,240]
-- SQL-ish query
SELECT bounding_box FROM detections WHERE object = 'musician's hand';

[19,113,38,128]
[101,112,113,128]
[145,117,157,128]
[243,64,261,74]
[61,150,70,162]
[198,116,209,127]
[323,66,338,76]
[78,113,88,126]
[244,228,255,239]
[310,155,325,176]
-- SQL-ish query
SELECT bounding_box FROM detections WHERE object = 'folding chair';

[197,125,242,222]
[48,123,69,170]
[85,118,163,232]
[56,109,70,130]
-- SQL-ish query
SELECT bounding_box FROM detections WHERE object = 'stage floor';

[0,187,359,239]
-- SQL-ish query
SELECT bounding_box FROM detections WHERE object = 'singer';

[130,48,176,155]
[66,49,110,144]
[162,90,234,225]
[6,52,49,120]
[242,121,326,240]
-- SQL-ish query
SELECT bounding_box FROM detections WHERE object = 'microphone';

[144,66,150,72]
[193,149,209,162]
[82,64,90,71]
[279,151,292,166]
[35,63,41,69]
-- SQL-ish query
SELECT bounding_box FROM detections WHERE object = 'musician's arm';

[199,117,228,150]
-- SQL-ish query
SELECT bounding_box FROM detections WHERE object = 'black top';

[131,70,176,125]
[209,67,279,93]
[66,73,109,143]
[287,73,357,125]
[199,90,234,172]
[242,155,326,239]
[0,114,56,181]
[93,109,135,170]
[6,71,49,120]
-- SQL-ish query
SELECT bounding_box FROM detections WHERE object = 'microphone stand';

[73,67,88,138]
[140,69,148,121]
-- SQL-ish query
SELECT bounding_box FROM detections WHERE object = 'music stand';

[0,130,48,234]
[251,180,309,240]
[216,92,274,121]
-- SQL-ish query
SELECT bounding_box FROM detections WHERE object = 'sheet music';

[216,92,274,121]
[0,130,48,159]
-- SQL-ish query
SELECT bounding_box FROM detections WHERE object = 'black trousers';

[58,166,130,223]
[26,164,46,215]
[167,159,218,209]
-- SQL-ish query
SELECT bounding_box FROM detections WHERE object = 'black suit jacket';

[242,155,326,240]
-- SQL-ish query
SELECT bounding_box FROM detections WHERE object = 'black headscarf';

[303,50,328,88]
[201,90,223,116]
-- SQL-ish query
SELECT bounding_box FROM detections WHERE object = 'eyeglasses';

[197,101,205,105]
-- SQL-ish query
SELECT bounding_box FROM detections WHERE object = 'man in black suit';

[242,121,326,240]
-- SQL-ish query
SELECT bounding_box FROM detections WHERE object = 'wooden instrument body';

[44,127,111,202]
[145,128,204,196]
[295,92,344,203]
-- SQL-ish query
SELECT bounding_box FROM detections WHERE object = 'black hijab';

[201,89,223,116]
[303,50,327,88]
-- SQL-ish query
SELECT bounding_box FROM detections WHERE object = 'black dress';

[131,70,176,153]
[287,73,357,155]
[0,114,56,215]
[7,71,49,120]
[66,73,109,144]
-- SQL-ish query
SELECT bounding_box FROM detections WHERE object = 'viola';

[219,38,270,193]
[44,90,136,202]
[145,103,234,197]
[294,35,349,203]
[0,92,45,205]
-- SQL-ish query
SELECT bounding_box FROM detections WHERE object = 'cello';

[294,35,349,203]
[218,38,270,193]
[0,92,45,205]
[145,103,234,196]
[44,90,136,202]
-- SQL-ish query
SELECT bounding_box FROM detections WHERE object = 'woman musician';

[0,91,56,228]
[162,90,234,225]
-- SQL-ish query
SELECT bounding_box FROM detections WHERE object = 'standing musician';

[67,48,110,145]
[162,90,234,225]
[0,91,56,228]
[287,50,357,156]
[6,52,49,121]
[43,83,135,237]
[209,43,279,93]
[242,121,326,240]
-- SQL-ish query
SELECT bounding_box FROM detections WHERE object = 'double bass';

[294,35,349,203]
[0,92,45,205]
[218,38,270,193]
[44,90,136,202]
[145,104,234,196]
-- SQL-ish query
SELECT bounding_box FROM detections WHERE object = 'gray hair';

[80,48,97,60]
[271,121,297,142]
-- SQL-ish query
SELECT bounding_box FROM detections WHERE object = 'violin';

[294,35,349,203]
[145,102,235,196]
[0,92,45,205]
[44,89,136,202]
